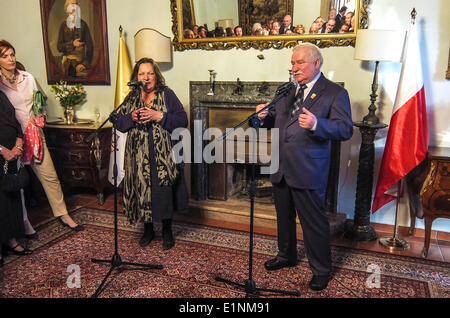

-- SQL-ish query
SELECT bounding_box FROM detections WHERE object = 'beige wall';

[1,0,449,231]
[294,0,321,28]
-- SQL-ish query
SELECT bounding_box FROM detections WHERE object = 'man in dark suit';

[256,43,353,291]
[335,6,348,31]
[279,15,295,34]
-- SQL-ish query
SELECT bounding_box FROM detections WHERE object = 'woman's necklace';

[1,70,16,84]
[143,92,155,106]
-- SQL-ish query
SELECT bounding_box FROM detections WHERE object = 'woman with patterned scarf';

[115,58,188,250]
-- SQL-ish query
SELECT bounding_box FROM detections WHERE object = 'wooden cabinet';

[43,124,112,205]
[407,147,450,257]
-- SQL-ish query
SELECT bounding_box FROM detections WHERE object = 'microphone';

[127,80,145,87]
[276,81,297,95]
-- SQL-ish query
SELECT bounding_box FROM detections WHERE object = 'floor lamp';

[344,29,405,241]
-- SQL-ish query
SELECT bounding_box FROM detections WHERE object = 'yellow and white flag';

[108,26,132,186]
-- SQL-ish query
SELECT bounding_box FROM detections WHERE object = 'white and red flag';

[372,20,429,213]
[107,28,132,186]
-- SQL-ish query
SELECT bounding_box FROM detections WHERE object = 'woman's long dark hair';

[130,58,166,93]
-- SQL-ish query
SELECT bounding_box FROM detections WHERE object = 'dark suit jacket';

[279,25,295,34]
[261,73,353,190]
[335,14,344,30]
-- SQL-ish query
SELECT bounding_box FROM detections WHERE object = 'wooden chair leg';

[422,215,434,258]
[405,181,418,236]
[408,210,416,236]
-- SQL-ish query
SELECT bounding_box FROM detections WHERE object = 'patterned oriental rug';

[0,208,448,298]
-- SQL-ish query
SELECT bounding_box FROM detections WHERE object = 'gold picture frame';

[171,0,369,51]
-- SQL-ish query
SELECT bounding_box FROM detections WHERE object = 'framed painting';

[40,0,110,85]
[238,0,294,36]
[182,0,196,30]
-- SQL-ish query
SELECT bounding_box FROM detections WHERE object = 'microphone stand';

[215,83,300,297]
[86,87,163,298]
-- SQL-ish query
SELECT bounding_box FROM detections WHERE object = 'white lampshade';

[134,28,172,63]
[218,19,233,29]
[354,29,405,62]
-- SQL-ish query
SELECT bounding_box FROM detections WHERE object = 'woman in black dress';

[0,91,32,267]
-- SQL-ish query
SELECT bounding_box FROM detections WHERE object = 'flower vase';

[64,106,75,125]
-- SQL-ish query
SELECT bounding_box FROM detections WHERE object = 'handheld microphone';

[276,81,297,95]
[127,80,145,87]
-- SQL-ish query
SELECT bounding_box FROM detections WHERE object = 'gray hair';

[292,43,323,67]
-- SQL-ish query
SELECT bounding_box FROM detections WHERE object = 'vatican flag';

[108,26,132,186]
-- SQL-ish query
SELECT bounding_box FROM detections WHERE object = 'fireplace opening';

[208,162,273,203]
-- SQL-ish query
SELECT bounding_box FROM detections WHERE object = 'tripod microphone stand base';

[215,276,300,297]
[91,253,163,298]
[88,101,164,298]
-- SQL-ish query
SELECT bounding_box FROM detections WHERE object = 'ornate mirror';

[171,0,369,51]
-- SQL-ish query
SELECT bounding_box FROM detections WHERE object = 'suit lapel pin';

[311,93,317,99]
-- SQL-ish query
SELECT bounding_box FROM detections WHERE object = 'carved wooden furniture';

[43,124,112,205]
[406,147,450,257]
[343,122,388,241]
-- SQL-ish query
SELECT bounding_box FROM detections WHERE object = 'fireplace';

[190,80,279,201]
[188,80,345,233]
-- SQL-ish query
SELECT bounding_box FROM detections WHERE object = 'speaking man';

[256,43,353,291]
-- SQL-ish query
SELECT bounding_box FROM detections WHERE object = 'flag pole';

[377,8,420,251]
[379,179,410,250]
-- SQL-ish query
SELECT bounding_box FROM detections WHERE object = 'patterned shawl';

[120,89,178,224]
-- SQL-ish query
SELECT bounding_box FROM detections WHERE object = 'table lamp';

[134,28,172,63]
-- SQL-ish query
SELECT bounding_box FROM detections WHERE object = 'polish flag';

[372,21,429,213]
